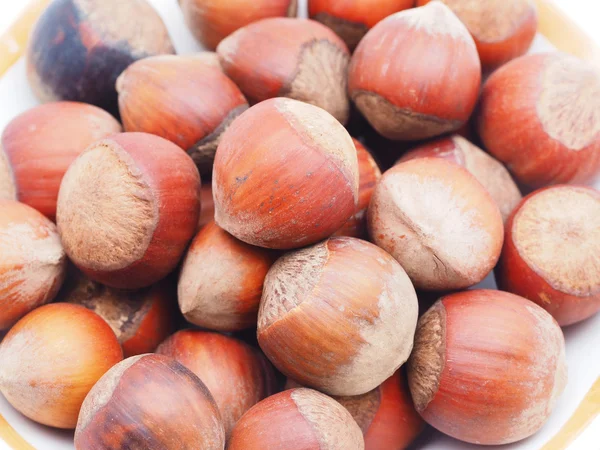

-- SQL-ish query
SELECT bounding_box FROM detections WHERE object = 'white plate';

[0,1,599,449]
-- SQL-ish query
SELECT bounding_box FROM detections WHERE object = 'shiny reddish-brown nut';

[60,269,177,357]
[213,98,358,249]
[117,55,248,175]
[198,183,215,230]
[0,303,123,429]
[258,237,418,396]
[286,371,424,450]
[0,102,121,219]
[408,290,567,445]
[334,139,381,238]
[0,200,67,330]
[416,0,537,69]
[478,53,600,188]
[218,18,351,123]
[228,388,364,450]
[368,158,504,290]
[27,0,174,116]
[74,354,225,449]
[348,2,481,140]
[57,132,201,289]
[397,135,522,222]
[179,0,298,51]
[178,222,277,330]
[308,0,414,51]
[157,330,277,437]
[496,186,600,326]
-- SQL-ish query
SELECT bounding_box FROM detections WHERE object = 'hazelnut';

[217,18,351,123]
[56,132,201,289]
[228,388,364,449]
[416,0,538,69]
[478,53,600,188]
[74,354,225,449]
[27,0,174,116]
[0,200,67,330]
[0,102,121,219]
[308,0,414,51]
[0,303,123,428]
[368,158,504,290]
[213,98,358,249]
[497,185,600,326]
[257,237,418,396]
[178,222,277,331]
[348,2,481,140]
[117,55,248,175]
[179,0,298,50]
[408,290,567,445]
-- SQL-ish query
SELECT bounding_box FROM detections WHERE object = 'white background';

[0,1,599,450]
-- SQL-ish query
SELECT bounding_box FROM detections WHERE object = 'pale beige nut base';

[0,145,16,201]
[513,187,600,297]
[56,141,157,272]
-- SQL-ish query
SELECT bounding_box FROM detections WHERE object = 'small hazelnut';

[74,354,225,449]
[178,221,277,331]
[478,53,600,188]
[496,185,600,326]
[0,303,123,429]
[117,55,248,175]
[0,200,67,330]
[0,102,121,219]
[368,158,504,290]
[217,18,351,123]
[27,0,174,116]
[348,2,481,140]
[228,388,364,449]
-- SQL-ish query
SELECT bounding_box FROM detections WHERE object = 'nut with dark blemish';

[0,303,123,429]
[0,102,121,220]
[157,330,277,438]
[308,0,414,51]
[74,354,225,449]
[117,55,249,176]
[179,0,298,51]
[0,200,67,330]
[496,185,600,326]
[212,98,359,249]
[348,2,481,140]
[407,290,567,445]
[417,0,538,69]
[478,52,600,188]
[228,388,364,450]
[26,0,175,117]
[334,139,381,238]
[286,370,424,450]
[217,18,351,124]
[178,221,277,331]
[60,267,177,357]
[257,236,418,396]
[56,132,201,289]
[397,135,522,223]
[368,158,504,290]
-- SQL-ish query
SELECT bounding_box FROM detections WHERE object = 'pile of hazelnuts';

[0,0,599,449]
